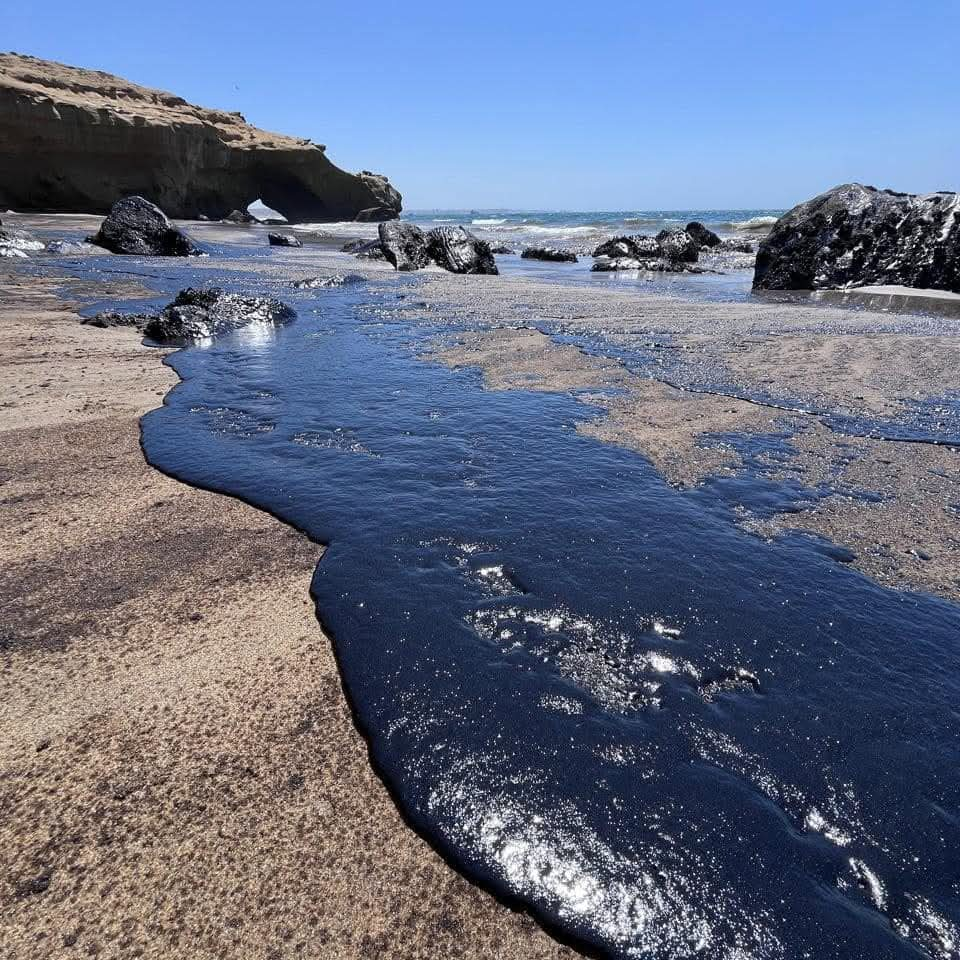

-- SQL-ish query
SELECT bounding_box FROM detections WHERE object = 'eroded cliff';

[0,53,401,222]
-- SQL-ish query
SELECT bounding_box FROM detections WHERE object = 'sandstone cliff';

[0,53,401,222]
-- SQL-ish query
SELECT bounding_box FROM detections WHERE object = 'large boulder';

[521,247,578,263]
[753,183,960,292]
[0,53,401,223]
[90,196,200,256]
[143,288,296,342]
[267,232,302,247]
[685,221,721,248]
[378,221,430,271]
[655,228,699,263]
[425,227,497,275]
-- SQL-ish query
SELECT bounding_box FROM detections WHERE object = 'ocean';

[291,208,784,255]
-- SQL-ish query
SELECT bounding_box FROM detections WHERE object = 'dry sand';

[0,270,577,959]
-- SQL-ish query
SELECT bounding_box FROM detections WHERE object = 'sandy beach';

[2,218,960,958]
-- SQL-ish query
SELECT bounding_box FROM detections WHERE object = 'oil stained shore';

[59,250,960,959]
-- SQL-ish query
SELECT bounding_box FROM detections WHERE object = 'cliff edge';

[0,53,401,223]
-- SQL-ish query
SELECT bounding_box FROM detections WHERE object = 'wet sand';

[0,269,576,959]
[3,216,960,957]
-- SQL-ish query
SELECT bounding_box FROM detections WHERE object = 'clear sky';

[4,1,958,211]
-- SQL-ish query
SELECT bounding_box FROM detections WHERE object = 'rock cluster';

[521,247,578,263]
[753,183,960,293]
[356,223,497,275]
[590,227,707,273]
[90,196,200,256]
[83,287,296,343]
[0,53,401,222]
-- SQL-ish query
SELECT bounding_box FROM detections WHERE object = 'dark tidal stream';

[57,250,960,959]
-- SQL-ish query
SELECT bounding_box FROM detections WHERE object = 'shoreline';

[0,266,579,959]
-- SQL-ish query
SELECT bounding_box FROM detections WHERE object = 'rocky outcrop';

[521,247,578,262]
[90,196,200,255]
[0,53,402,222]
[85,287,296,342]
[425,227,498,275]
[592,257,711,273]
[685,221,721,248]
[378,221,430,271]
[754,184,960,292]
[267,232,302,248]
[655,228,699,263]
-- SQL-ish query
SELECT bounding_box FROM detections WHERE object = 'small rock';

[267,232,302,248]
[521,247,578,263]
[655,228,699,263]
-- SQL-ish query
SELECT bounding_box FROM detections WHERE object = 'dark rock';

[378,221,430,271]
[341,238,370,253]
[521,247,578,263]
[223,209,254,224]
[685,221,721,248]
[489,244,514,255]
[592,235,660,259]
[294,274,365,289]
[355,206,397,223]
[655,228,699,263]
[425,227,498,275]
[142,287,296,343]
[699,667,760,701]
[90,196,200,256]
[591,257,646,272]
[16,870,53,897]
[717,237,755,254]
[754,183,960,293]
[591,257,711,274]
[267,232,302,248]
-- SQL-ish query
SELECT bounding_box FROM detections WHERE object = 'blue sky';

[4,1,958,210]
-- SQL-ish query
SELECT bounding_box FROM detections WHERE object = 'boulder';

[267,232,302,247]
[0,53,402,223]
[425,227,497,275]
[521,247,578,263]
[378,221,430,271]
[489,244,514,255]
[685,221,721,248]
[90,196,200,256]
[592,235,660,259]
[223,209,254,224]
[353,239,386,260]
[592,256,711,274]
[142,287,296,342]
[753,183,960,293]
[655,228,699,263]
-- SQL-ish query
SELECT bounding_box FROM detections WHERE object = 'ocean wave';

[472,218,508,225]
